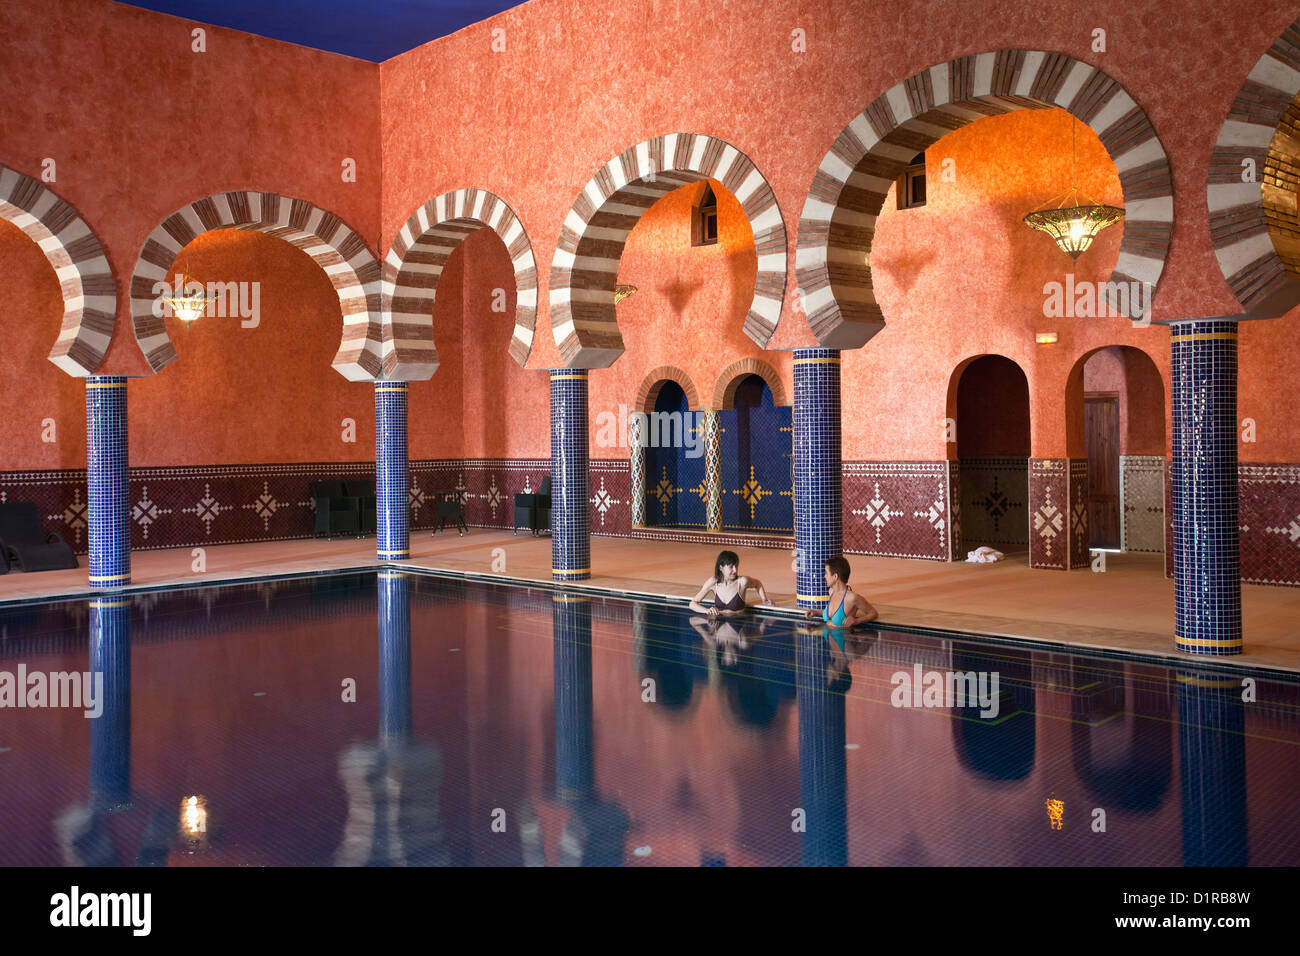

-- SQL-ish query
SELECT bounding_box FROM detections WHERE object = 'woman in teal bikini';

[805,556,878,628]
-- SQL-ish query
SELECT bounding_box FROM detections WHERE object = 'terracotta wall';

[4,0,1300,484]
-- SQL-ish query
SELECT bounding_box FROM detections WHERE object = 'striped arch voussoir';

[549,133,787,369]
[1208,18,1300,316]
[635,366,701,412]
[128,191,382,380]
[796,49,1174,348]
[0,165,116,377]
[382,188,537,380]
[711,358,788,409]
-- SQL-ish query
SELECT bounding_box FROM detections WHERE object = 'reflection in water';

[546,594,630,866]
[1071,660,1172,812]
[951,644,1035,782]
[336,571,448,866]
[796,625,848,866]
[3,571,1293,867]
[1178,672,1248,866]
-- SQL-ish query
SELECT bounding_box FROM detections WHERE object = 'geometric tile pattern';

[382,188,538,376]
[958,457,1027,550]
[1119,455,1165,553]
[549,133,787,367]
[796,49,1173,349]
[1170,320,1242,655]
[843,461,955,560]
[375,382,409,560]
[704,410,722,530]
[85,377,131,588]
[1207,16,1300,315]
[1028,458,1090,570]
[628,413,645,527]
[793,349,841,608]
[718,389,792,533]
[550,370,590,580]
[1241,463,1300,586]
[0,163,116,377]
[126,190,383,380]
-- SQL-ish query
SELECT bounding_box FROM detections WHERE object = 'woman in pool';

[689,550,772,618]
[805,555,878,628]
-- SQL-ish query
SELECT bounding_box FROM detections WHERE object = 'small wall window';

[897,152,926,210]
[693,183,718,246]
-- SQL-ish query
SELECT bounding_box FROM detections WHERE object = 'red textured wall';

[0,220,85,470]
[0,0,380,378]
[1081,346,1166,457]
[4,0,1300,477]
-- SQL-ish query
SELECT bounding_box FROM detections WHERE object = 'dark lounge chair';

[0,502,78,573]
[512,476,551,535]
[311,481,362,537]
[346,480,377,535]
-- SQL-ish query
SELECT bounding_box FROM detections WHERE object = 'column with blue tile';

[377,569,412,743]
[552,593,594,801]
[1177,672,1247,864]
[1168,319,1241,655]
[551,369,589,581]
[89,596,131,810]
[793,349,842,610]
[375,381,409,561]
[85,376,130,588]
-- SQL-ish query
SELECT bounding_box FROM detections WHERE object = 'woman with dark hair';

[688,549,771,617]
[805,555,878,628]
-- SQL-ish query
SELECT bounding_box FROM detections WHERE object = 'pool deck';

[2,529,1298,673]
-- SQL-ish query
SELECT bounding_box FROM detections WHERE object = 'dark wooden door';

[1085,394,1120,548]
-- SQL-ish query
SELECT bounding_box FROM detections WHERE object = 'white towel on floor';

[966,546,1004,564]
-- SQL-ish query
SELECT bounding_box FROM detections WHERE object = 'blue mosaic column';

[375,382,409,561]
[377,570,412,743]
[552,593,594,802]
[88,596,131,810]
[1177,672,1247,865]
[1169,319,1241,655]
[793,349,842,610]
[85,376,130,588]
[551,370,589,581]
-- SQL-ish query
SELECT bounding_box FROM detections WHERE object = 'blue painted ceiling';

[113,0,528,62]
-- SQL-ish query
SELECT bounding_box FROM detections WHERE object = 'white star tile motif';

[183,483,225,534]
[243,481,284,531]
[852,482,904,544]
[131,486,172,540]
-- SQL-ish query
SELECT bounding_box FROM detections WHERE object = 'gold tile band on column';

[1170,332,1237,343]
[792,357,840,365]
[375,383,408,392]
[377,549,410,559]
[550,373,588,381]
[552,593,590,604]
[1175,673,1241,688]
[796,593,829,602]
[89,572,131,584]
[552,567,590,576]
[86,381,127,389]
[92,598,131,609]
[1175,635,1243,649]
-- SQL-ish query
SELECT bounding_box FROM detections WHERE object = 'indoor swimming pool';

[0,570,1296,867]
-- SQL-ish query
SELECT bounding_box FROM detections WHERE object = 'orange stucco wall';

[2,0,1300,475]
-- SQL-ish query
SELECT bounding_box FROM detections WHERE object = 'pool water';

[0,570,1296,867]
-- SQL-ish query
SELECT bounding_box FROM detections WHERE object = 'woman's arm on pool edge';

[848,593,878,624]
[688,577,718,614]
[742,576,773,605]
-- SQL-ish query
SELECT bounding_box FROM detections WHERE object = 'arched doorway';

[719,373,793,533]
[1070,346,1166,553]
[643,380,705,528]
[952,355,1030,554]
